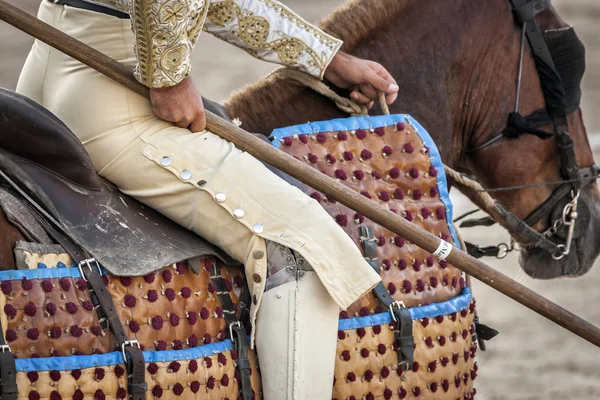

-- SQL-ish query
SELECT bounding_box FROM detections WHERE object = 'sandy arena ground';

[1,1,599,399]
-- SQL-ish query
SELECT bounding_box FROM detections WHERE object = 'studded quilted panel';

[0,258,249,356]
[275,121,463,312]
[16,348,262,400]
[17,365,128,400]
[334,301,477,400]
[105,259,247,352]
[0,274,115,358]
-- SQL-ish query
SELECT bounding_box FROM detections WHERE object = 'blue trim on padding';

[15,352,124,372]
[406,116,460,246]
[270,114,460,246]
[338,288,472,331]
[0,267,82,281]
[14,339,241,372]
[141,339,234,363]
[270,115,407,149]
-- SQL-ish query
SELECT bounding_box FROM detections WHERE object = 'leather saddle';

[0,88,237,275]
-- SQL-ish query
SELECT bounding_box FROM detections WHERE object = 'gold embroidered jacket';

[85,0,342,88]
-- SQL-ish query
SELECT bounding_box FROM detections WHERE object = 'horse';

[226,0,600,280]
[0,0,597,399]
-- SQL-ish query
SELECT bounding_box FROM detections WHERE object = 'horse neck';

[226,0,512,169]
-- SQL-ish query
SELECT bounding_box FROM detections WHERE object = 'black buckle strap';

[0,320,16,400]
[230,323,252,400]
[359,226,414,366]
[209,265,251,400]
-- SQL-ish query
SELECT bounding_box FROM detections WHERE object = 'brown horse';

[226,0,600,280]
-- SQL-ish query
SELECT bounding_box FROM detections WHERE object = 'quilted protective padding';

[334,302,477,400]
[0,273,115,358]
[0,259,248,356]
[275,121,463,313]
[105,259,245,352]
[15,347,262,400]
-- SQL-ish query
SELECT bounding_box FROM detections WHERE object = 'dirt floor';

[1,1,599,399]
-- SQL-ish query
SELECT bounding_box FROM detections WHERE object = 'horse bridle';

[463,0,599,260]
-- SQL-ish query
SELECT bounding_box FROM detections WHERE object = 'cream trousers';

[15,2,381,399]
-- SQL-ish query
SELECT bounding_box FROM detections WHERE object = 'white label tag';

[433,240,452,260]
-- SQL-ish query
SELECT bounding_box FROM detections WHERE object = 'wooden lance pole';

[1,0,599,348]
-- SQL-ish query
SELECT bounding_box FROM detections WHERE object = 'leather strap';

[208,265,251,400]
[473,312,500,351]
[231,324,252,400]
[0,319,16,400]
[48,0,130,19]
[24,209,147,400]
[360,226,414,366]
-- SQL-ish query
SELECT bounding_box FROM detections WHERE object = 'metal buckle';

[121,340,141,360]
[0,344,11,353]
[553,190,580,260]
[389,301,406,322]
[77,258,101,282]
[229,321,242,343]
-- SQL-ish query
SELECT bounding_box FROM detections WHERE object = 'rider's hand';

[324,51,399,108]
[149,77,206,132]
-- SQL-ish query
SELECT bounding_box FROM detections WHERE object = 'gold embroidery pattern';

[130,0,208,87]
[206,0,340,77]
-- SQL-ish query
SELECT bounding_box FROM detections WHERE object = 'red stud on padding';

[299,134,308,144]
[282,137,293,147]
[41,279,53,292]
[50,326,62,339]
[341,350,351,361]
[22,277,33,291]
[346,372,356,382]
[364,369,374,381]
[389,167,400,179]
[360,150,373,160]
[70,325,83,337]
[398,387,407,399]
[413,387,421,397]
[338,132,348,141]
[24,301,37,317]
[343,151,354,161]
[152,385,163,398]
[307,153,318,164]
[116,389,126,400]
[334,170,347,180]
[402,280,412,293]
[373,325,382,334]
[3,304,16,319]
[326,154,336,164]
[26,328,39,340]
[420,317,429,328]
[316,133,327,143]
[356,129,367,139]
[114,365,125,378]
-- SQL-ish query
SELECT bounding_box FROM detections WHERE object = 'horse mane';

[226,0,409,116]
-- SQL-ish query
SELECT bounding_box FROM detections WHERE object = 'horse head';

[457,2,599,279]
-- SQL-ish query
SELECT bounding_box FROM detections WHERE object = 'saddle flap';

[0,152,237,275]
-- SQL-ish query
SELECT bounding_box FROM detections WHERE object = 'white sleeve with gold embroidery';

[204,0,342,79]
[129,0,209,88]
